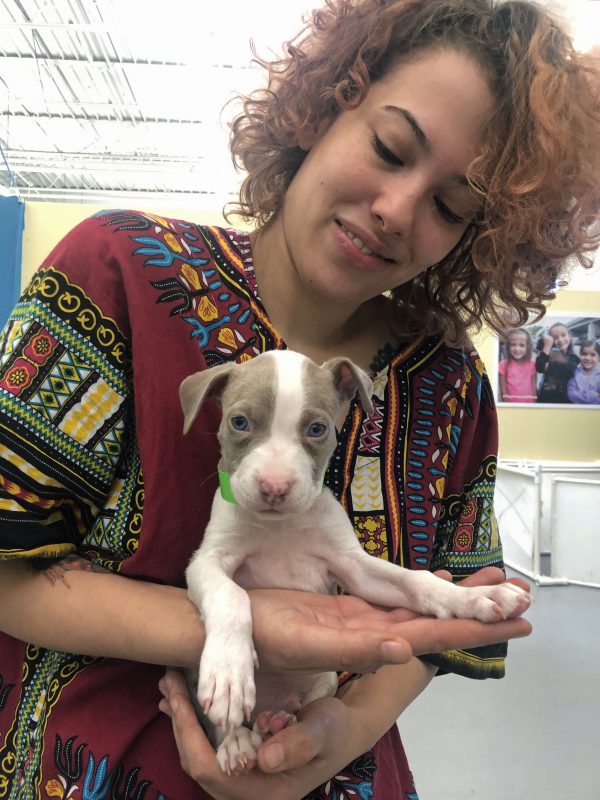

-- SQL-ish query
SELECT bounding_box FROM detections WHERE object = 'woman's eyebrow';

[383,105,430,151]
[383,104,471,188]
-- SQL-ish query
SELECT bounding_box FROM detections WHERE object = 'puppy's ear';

[179,363,237,435]
[322,358,374,416]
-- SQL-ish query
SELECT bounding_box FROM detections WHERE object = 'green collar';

[218,470,237,504]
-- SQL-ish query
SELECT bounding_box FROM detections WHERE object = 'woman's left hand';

[159,567,531,798]
[159,669,356,800]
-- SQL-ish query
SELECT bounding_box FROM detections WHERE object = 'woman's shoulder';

[39,211,253,302]
[52,210,233,261]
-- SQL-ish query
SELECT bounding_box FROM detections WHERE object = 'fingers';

[282,627,413,673]
[257,697,342,773]
[159,670,217,783]
[398,615,532,656]
[436,566,531,594]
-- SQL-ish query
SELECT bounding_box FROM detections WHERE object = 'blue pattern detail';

[132,236,209,268]
[82,751,110,799]
[183,314,232,347]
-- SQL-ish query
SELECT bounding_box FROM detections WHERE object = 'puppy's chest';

[232,534,334,594]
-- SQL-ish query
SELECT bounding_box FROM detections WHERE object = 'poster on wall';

[495,313,600,407]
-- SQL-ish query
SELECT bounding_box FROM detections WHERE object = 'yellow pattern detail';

[198,296,218,322]
[181,263,200,290]
[164,232,183,253]
[218,328,237,349]
[45,779,64,798]
[350,456,382,512]
[58,380,121,445]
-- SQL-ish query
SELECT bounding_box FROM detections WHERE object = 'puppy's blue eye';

[231,416,249,431]
[307,422,327,438]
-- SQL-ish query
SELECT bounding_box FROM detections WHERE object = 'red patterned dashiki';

[0,211,507,800]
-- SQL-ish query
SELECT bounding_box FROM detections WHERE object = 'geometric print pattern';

[0,268,129,558]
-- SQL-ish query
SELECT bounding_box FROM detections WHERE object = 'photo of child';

[498,328,536,402]
[496,315,600,407]
[535,322,580,404]
[567,341,600,404]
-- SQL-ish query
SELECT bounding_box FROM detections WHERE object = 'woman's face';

[580,346,599,372]
[275,47,493,309]
[551,326,571,352]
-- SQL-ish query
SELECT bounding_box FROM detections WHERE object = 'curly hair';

[227,0,600,343]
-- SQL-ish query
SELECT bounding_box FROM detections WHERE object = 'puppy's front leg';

[186,551,258,732]
[331,541,529,622]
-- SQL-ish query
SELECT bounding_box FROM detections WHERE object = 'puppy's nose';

[258,477,292,506]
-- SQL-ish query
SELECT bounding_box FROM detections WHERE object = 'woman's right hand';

[248,581,531,675]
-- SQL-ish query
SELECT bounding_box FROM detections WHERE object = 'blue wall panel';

[0,196,25,328]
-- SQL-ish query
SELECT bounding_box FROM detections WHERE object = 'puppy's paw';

[198,636,258,731]
[216,726,263,775]
[459,583,531,622]
[254,709,298,737]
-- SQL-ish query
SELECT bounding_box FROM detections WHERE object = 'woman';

[0,0,598,798]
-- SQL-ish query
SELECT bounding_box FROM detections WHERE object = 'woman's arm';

[0,558,531,677]
[0,559,204,667]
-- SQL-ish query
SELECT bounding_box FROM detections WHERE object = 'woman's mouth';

[336,221,393,263]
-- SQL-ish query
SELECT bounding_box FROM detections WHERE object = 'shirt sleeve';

[420,350,509,679]
[0,217,131,561]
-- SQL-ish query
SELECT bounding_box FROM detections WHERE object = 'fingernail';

[263,743,284,770]
[381,640,408,662]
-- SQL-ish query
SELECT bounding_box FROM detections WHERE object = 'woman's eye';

[372,134,404,167]
[434,197,464,225]
[230,416,249,431]
[307,422,327,438]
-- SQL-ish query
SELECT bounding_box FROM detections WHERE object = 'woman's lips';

[334,221,394,269]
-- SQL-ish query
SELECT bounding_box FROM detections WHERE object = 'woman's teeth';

[340,224,376,257]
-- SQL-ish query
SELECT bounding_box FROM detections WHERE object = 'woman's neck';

[250,227,391,360]
[249,228,399,375]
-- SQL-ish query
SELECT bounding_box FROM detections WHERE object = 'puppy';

[180,350,529,774]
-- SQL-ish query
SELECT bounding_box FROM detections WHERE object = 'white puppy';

[180,350,529,774]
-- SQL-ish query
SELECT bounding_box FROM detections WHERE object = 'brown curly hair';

[227,0,600,343]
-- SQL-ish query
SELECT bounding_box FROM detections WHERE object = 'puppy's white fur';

[181,351,529,774]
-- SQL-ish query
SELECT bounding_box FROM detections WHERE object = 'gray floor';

[399,570,600,800]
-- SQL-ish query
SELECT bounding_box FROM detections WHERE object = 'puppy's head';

[180,351,373,516]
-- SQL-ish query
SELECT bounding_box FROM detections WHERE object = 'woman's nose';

[370,179,420,237]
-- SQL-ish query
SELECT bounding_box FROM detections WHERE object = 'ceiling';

[0,0,598,209]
